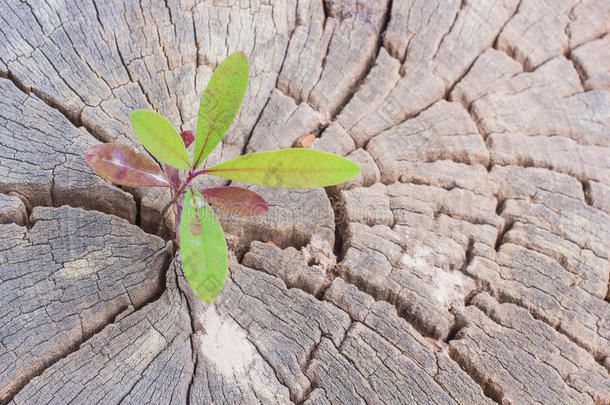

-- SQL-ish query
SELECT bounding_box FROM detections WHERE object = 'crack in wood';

[1,306,128,405]
[2,0,609,402]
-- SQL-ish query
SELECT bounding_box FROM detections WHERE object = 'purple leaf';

[164,164,181,189]
[202,186,268,217]
[180,130,195,148]
[86,144,170,187]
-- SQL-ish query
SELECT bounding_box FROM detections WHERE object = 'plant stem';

[156,166,206,237]
[175,203,182,245]
[191,169,208,177]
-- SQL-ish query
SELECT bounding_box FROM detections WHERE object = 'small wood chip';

[293,134,316,148]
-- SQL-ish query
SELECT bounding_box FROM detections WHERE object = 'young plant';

[85,52,359,302]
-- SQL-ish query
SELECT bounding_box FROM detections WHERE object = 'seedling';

[85,52,359,302]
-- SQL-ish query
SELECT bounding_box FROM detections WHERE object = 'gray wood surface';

[1,0,609,404]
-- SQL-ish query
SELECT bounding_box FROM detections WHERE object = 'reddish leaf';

[85,143,169,187]
[180,130,195,148]
[201,186,268,217]
[164,164,181,189]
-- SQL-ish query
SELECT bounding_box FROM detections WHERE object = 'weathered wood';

[338,181,500,340]
[0,206,171,402]
[450,293,610,404]
[1,0,609,403]
[0,79,136,222]
[7,257,190,405]
[0,194,26,226]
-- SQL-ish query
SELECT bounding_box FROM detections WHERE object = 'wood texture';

[1,0,609,404]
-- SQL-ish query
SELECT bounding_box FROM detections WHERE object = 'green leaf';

[85,143,170,188]
[205,148,360,188]
[194,52,249,168]
[130,110,191,169]
[179,189,228,302]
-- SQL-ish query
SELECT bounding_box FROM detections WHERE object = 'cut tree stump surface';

[0,0,609,404]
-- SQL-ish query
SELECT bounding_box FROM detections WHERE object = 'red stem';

[171,167,208,204]
[191,169,208,177]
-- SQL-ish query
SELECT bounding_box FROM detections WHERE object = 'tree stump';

[1,0,609,404]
